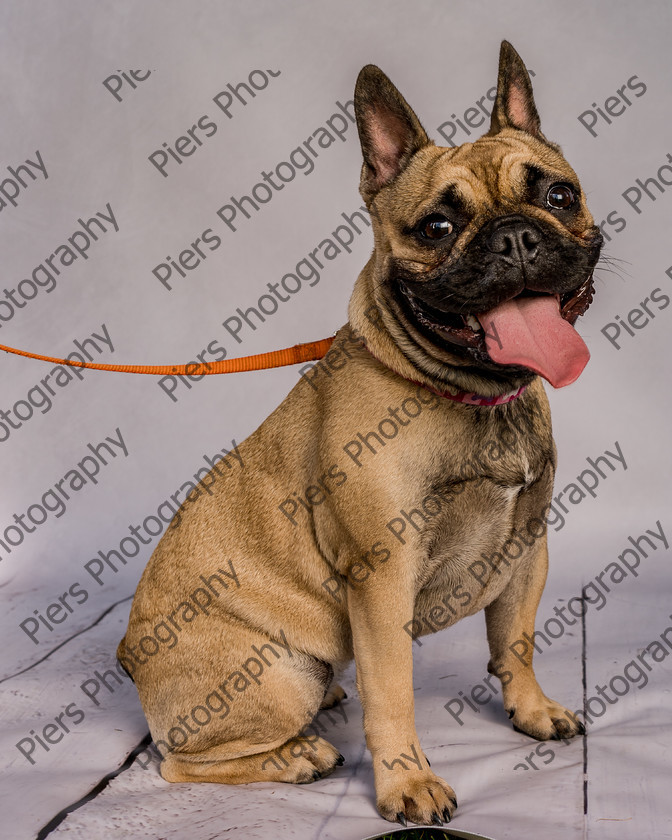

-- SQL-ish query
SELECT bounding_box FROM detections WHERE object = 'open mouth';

[398,274,595,388]
[398,274,595,349]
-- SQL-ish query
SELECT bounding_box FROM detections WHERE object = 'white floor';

[3,536,672,840]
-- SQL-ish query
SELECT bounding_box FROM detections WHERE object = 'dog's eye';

[419,215,454,240]
[546,183,575,210]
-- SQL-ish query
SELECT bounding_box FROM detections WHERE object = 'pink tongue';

[476,295,590,388]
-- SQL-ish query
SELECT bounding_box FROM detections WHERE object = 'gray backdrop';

[1,2,671,839]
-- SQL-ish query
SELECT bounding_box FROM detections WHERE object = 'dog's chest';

[411,429,553,623]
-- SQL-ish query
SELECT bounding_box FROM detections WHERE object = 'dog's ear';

[488,41,546,140]
[354,64,430,201]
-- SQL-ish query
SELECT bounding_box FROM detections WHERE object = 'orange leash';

[0,337,335,376]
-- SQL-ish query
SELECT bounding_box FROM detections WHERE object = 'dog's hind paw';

[320,682,347,709]
[280,736,344,784]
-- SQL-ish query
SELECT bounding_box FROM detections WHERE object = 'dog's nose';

[487,216,541,262]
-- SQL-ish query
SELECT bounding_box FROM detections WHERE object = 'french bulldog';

[119,40,601,826]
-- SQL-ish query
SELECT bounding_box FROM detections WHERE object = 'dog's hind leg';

[161,734,344,784]
[320,682,347,709]
[134,619,343,786]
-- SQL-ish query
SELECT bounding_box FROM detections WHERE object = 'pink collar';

[364,344,527,406]
[420,382,527,406]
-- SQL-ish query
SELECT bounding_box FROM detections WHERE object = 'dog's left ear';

[354,64,430,201]
[488,40,547,140]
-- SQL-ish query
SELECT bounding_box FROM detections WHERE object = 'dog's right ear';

[354,65,430,202]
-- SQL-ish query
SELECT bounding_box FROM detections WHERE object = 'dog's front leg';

[348,572,457,825]
[484,533,585,741]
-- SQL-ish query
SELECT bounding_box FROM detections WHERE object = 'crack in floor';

[35,731,152,839]
[0,594,133,685]
[313,735,369,840]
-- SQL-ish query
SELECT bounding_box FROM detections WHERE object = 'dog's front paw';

[376,768,457,826]
[509,695,585,741]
